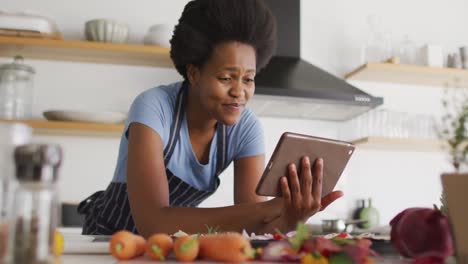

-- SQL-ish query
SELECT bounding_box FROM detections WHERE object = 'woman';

[78,0,343,237]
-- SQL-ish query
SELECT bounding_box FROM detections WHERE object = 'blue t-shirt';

[112,81,265,191]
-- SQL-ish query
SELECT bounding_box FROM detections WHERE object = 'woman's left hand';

[274,156,343,230]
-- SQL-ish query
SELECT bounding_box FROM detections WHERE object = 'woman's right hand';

[271,156,343,231]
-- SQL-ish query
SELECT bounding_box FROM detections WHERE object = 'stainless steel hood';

[249,0,383,121]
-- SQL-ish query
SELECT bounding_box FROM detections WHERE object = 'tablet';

[255,132,355,197]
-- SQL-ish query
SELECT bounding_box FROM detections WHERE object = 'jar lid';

[0,55,35,74]
[14,144,62,182]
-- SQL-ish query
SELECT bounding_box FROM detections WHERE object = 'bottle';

[352,199,366,224]
[359,198,380,229]
[7,144,62,264]
[0,123,32,262]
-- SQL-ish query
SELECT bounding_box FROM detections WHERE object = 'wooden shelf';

[0,119,124,137]
[0,36,173,67]
[345,62,468,88]
[352,136,446,151]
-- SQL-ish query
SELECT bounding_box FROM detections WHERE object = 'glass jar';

[0,123,32,262]
[0,56,35,120]
[6,144,62,264]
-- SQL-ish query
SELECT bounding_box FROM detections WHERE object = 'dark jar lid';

[14,144,62,183]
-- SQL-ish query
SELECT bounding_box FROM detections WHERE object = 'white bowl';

[85,19,128,43]
[143,24,174,48]
[43,110,127,124]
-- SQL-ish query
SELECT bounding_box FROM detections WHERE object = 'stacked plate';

[43,110,126,124]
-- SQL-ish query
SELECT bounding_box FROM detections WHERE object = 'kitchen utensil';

[0,55,35,120]
[43,110,126,124]
[143,24,174,47]
[0,11,62,39]
[447,53,462,69]
[321,219,368,234]
[421,44,443,67]
[85,19,128,43]
[396,35,418,64]
[460,46,468,69]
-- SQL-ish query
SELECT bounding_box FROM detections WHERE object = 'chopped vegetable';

[301,253,329,264]
[109,230,146,260]
[146,233,173,261]
[274,233,283,240]
[199,233,254,262]
[289,222,310,250]
[261,240,295,261]
[174,235,200,262]
[329,253,354,264]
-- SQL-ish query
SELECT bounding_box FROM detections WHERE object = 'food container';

[0,56,35,120]
[0,123,32,263]
[8,144,62,264]
[143,24,174,48]
[85,19,129,43]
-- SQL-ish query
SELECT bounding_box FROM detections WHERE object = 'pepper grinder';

[7,144,62,264]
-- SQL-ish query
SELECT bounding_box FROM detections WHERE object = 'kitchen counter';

[59,228,410,264]
[58,254,411,264]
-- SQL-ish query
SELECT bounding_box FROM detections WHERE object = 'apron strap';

[163,81,188,164]
[215,123,228,177]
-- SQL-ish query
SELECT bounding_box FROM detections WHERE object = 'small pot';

[321,219,368,234]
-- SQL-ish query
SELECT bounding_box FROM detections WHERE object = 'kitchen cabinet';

[345,62,468,88]
[0,36,171,137]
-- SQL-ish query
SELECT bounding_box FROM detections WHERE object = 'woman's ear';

[186,64,200,87]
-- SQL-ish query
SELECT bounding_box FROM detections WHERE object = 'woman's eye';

[219,77,231,82]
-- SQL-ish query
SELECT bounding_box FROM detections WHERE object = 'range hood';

[249,0,383,121]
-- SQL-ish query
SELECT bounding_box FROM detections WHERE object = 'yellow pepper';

[53,230,64,256]
[301,253,329,264]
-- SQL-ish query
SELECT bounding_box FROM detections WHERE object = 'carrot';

[146,233,173,261]
[173,235,200,262]
[199,232,255,262]
[109,230,146,260]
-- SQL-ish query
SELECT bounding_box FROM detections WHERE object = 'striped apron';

[78,82,228,235]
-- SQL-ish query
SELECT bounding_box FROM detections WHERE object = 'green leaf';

[289,222,310,250]
[329,253,354,264]
[330,237,356,245]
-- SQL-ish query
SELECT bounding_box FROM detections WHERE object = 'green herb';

[205,224,220,234]
[330,237,356,245]
[289,222,310,250]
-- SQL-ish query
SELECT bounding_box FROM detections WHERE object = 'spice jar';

[0,123,32,262]
[7,144,62,264]
[0,55,35,120]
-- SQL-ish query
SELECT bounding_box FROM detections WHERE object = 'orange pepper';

[301,252,329,264]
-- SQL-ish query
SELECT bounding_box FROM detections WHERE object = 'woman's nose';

[229,81,244,98]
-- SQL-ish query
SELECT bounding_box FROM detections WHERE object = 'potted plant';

[436,81,468,213]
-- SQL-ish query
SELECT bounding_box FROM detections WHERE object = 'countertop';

[58,228,410,264]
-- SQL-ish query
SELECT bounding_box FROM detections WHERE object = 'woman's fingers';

[288,163,302,210]
[280,176,291,202]
[311,158,323,210]
[301,156,312,210]
[320,190,344,211]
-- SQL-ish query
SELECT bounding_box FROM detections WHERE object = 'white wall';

[2,0,464,227]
